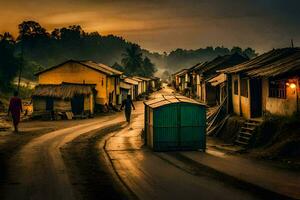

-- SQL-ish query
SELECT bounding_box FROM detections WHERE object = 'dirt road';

[3,113,124,200]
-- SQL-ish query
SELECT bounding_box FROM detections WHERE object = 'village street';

[103,87,264,200]
[1,86,268,200]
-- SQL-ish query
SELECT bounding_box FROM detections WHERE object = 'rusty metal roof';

[196,53,248,75]
[144,95,206,108]
[220,48,300,78]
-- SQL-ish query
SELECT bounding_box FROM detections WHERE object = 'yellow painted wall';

[264,78,298,116]
[240,78,251,119]
[232,74,240,116]
[38,62,111,104]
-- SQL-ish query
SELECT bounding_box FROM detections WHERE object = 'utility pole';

[291,39,294,48]
[17,40,23,92]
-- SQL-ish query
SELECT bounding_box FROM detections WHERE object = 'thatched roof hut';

[32,83,96,100]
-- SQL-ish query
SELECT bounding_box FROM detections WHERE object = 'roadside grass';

[250,113,300,167]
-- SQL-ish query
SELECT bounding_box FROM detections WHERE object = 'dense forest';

[0,20,257,91]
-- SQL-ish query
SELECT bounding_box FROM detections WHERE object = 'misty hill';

[4,21,257,81]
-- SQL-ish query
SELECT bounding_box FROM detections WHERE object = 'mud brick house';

[35,60,123,107]
[221,48,300,119]
[32,83,96,116]
[194,53,248,105]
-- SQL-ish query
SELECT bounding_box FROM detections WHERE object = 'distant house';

[149,77,161,91]
[120,77,139,102]
[172,69,188,92]
[194,53,248,105]
[131,77,144,95]
[35,60,123,108]
[32,83,96,116]
[133,76,151,93]
[221,48,300,119]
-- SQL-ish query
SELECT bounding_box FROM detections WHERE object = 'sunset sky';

[0,0,299,53]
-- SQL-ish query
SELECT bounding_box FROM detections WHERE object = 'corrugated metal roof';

[120,81,131,90]
[196,53,248,76]
[123,78,139,85]
[208,73,227,86]
[134,76,151,81]
[35,60,123,76]
[220,48,300,78]
[80,61,123,75]
[144,95,206,108]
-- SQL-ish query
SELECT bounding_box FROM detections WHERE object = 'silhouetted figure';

[121,95,135,123]
[8,91,23,133]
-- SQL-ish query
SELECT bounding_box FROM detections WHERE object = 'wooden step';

[235,140,248,145]
[239,131,253,136]
[244,122,259,126]
[237,135,251,141]
[247,119,262,124]
[241,127,255,131]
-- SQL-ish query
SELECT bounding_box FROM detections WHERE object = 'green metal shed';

[144,95,206,151]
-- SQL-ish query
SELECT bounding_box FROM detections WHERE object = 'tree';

[243,47,257,59]
[231,46,243,54]
[141,57,156,77]
[112,62,124,72]
[0,33,20,91]
[121,44,143,75]
[18,21,48,41]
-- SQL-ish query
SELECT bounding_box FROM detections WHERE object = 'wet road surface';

[3,114,124,200]
[104,88,261,200]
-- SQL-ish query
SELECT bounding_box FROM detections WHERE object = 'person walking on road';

[121,95,135,123]
[8,91,23,133]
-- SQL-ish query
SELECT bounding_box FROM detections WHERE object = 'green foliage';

[0,33,20,91]
[121,44,157,77]
[0,20,258,82]
[141,57,157,77]
[165,46,257,71]
[122,44,143,75]
[112,62,124,72]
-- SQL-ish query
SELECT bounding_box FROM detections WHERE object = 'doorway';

[46,98,54,111]
[250,79,262,118]
[71,95,84,115]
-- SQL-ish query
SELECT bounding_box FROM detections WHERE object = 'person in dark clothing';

[8,91,23,132]
[121,95,135,123]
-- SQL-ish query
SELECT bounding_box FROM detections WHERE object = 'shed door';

[154,104,178,150]
[180,103,206,149]
[46,98,54,111]
[71,95,84,115]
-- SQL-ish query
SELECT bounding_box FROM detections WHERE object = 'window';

[240,78,248,97]
[269,79,286,99]
[234,80,238,95]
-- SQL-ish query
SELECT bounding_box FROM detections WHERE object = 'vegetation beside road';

[249,114,300,167]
